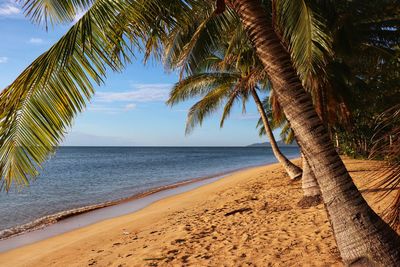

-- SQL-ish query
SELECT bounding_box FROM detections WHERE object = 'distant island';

[247,141,299,147]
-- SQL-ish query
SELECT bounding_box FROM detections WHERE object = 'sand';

[0,158,396,266]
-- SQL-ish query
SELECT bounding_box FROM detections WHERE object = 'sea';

[0,146,299,236]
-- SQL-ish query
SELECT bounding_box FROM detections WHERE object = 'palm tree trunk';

[298,152,322,208]
[230,0,400,265]
[251,88,302,180]
[301,154,320,196]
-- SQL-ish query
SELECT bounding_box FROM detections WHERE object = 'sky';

[0,0,277,146]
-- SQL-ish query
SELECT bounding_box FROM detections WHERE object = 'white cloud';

[0,56,8,63]
[28,37,44,44]
[87,103,136,114]
[87,105,121,114]
[88,84,171,114]
[0,2,20,16]
[96,83,171,103]
[124,103,136,111]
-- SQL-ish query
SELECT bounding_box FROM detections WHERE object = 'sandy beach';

[0,158,396,266]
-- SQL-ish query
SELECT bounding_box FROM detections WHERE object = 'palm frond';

[164,6,239,78]
[2,0,223,190]
[267,92,286,127]
[20,0,94,28]
[0,0,138,191]
[280,122,296,144]
[367,104,400,230]
[185,84,232,134]
[167,72,238,106]
[139,0,195,63]
[220,86,242,127]
[274,0,332,89]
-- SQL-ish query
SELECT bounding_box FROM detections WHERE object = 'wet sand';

[0,158,396,266]
[0,174,228,252]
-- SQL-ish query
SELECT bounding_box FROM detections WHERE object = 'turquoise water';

[0,146,299,232]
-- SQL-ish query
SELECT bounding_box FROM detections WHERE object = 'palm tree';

[205,1,400,262]
[0,0,398,264]
[225,0,399,264]
[160,1,316,181]
[313,0,400,217]
[250,87,302,179]
[167,51,302,179]
[298,152,321,206]
[256,97,322,202]
[166,0,333,194]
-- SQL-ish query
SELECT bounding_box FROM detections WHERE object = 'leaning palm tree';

[167,50,302,180]
[251,88,302,180]
[165,18,303,180]
[257,98,322,203]
[224,0,400,264]
[164,0,333,194]
[0,0,398,264]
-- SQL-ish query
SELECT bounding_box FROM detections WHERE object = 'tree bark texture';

[230,0,400,265]
[251,88,302,180]
[301,153,321,197]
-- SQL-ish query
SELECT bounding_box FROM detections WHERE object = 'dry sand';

[0,158,396,266]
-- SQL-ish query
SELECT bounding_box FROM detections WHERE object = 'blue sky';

[0,0,276,146]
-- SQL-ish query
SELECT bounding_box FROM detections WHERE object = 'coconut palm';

[271,0,400,208]
[0,0,398,264]
[164,0,334,198]
[306,0,400,215]
[167,50,302,179]
[256,98,322,202]
[251,88,302,179]
[165,17,303,180]
[298,152,321,204]
[225,0,399,264]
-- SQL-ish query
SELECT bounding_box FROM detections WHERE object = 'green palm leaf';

[220,86,242,128]
[167,72,241,133]
[0,0,137,191]
[164,6,239,78]
[0,0,213,190]
[167,72,239,106]
[20,0,94,28]
[274,0,333,88]
[185,83,233,134]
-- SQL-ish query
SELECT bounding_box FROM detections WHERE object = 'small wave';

[0,176,209,240]
[0,164,262,241]
[0,201,115,240]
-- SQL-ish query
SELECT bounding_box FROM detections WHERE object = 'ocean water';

[0,146,299,232]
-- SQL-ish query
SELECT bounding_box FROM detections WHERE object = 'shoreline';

[0,158,394,266]
[0,163,268,253]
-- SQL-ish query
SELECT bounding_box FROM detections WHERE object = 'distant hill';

[247,141,298,147]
